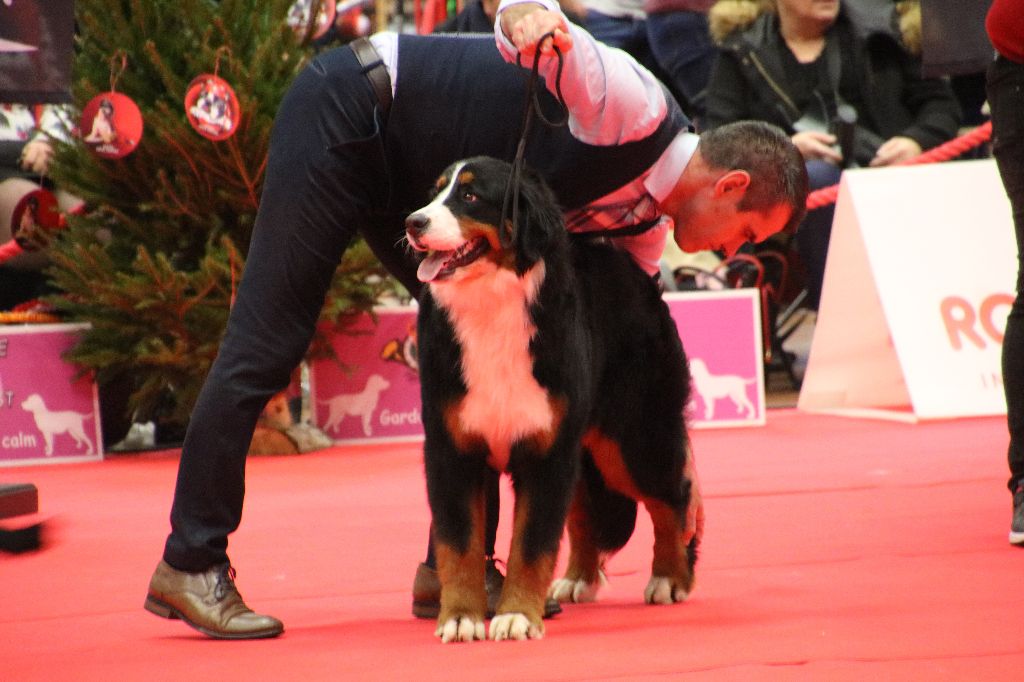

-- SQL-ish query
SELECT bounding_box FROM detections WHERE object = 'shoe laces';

[214,564,238,601]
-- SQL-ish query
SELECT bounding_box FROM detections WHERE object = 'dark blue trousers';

[794,159,843,311]
[988,54,1024,491]
[163,46,419,570]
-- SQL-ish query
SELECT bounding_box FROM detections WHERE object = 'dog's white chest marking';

[432,263,551,470]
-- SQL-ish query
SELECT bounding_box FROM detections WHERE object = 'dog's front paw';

[548,571,606,603]
[489,613,543,641]
[435,615,486,643]
[643,575,690,605]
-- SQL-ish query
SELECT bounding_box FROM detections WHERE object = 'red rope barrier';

[0,126,995,266]
[0,203,76,267]
[805,121,993,210]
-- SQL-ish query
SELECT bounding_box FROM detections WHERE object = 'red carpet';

[2,409,1023,680]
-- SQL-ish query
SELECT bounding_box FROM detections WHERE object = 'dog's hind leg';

[550,452,637,603]
[733,392,756,418]
[70,427,93,454]
[642,494,695,604]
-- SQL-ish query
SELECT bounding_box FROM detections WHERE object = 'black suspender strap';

[349,37,392,119]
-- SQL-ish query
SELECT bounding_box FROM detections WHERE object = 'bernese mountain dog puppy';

[406,156,695,643]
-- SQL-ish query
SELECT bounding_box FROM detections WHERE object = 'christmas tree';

[45,0,402,442]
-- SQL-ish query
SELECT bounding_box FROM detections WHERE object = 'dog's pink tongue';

[417,252,448,283]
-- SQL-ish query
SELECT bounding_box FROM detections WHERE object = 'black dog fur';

[406,156,695,642]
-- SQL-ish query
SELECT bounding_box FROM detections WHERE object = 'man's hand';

[869,135,922,167]
[20,139,55,175]
[682,443,705,549]
[500,4,573,57]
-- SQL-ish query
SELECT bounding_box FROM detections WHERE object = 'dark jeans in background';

[987,54,1024,491]
[794,159,843,311]
[584,10,652,64]
[645,11,715,123]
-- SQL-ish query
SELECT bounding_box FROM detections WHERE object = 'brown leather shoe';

[144,560,284,639]
[411,559,562,620]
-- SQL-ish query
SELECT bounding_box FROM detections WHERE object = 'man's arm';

[493,0,667,145]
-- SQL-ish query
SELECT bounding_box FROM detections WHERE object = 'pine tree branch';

[226,135,260,209]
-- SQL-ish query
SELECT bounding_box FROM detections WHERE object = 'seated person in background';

[580,0,648,50]
[579,0,716,122]
[0,103,83,311]
[434,0,586,33]
[703,0,961,310]
[643,0,717,123]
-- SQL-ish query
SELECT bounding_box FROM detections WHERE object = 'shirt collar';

[645,131,699,203]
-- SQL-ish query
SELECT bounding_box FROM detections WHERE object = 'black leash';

[500,33,569,247]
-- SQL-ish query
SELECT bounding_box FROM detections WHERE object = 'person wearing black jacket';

[704,0,961,310]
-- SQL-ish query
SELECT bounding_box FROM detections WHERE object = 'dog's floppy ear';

[511,168,565,275]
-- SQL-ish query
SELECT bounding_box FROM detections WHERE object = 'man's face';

[673,199,791,257]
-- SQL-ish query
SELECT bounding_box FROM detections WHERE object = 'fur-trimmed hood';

[708,0,921,55]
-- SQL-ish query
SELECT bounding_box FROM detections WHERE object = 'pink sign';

[311,290,765,444]
[665,289,766,428]
[0,323,102,466]
[309,308,423,444]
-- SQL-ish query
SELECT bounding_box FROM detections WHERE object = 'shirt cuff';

[494,0,563,56]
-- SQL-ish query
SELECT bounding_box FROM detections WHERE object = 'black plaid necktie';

[565,194,663,240]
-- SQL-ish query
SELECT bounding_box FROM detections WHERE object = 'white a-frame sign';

[799,160,1015,421]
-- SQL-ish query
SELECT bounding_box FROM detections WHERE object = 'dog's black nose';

[405,213,429,238]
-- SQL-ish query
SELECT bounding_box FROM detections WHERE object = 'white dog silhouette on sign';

[20,393,96,456]
[689,358,757,420]
[319,374,391,437]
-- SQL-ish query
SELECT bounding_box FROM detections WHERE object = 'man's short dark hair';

[698,120,809,235]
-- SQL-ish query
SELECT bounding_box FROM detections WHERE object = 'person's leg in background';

[583,8,660,80]
[583,8,645,50]
[645,10,716,124]
[793,159,843,311]
[987,54,1024,544]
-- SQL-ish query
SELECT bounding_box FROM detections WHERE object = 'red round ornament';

[81,92,143,159]
[184,74,241,141]
[11,188,61,249]
[287,0,337,40]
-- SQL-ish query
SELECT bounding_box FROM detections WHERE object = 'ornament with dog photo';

[287,0,336,40]
[184,75,241,141]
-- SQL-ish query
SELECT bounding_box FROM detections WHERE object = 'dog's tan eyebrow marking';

[434,174,450,191]
[457,170,475,186]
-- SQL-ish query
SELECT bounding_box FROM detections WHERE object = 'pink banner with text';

[310,310,423,444]
[310,289,765,444]
[0,323,102,466]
